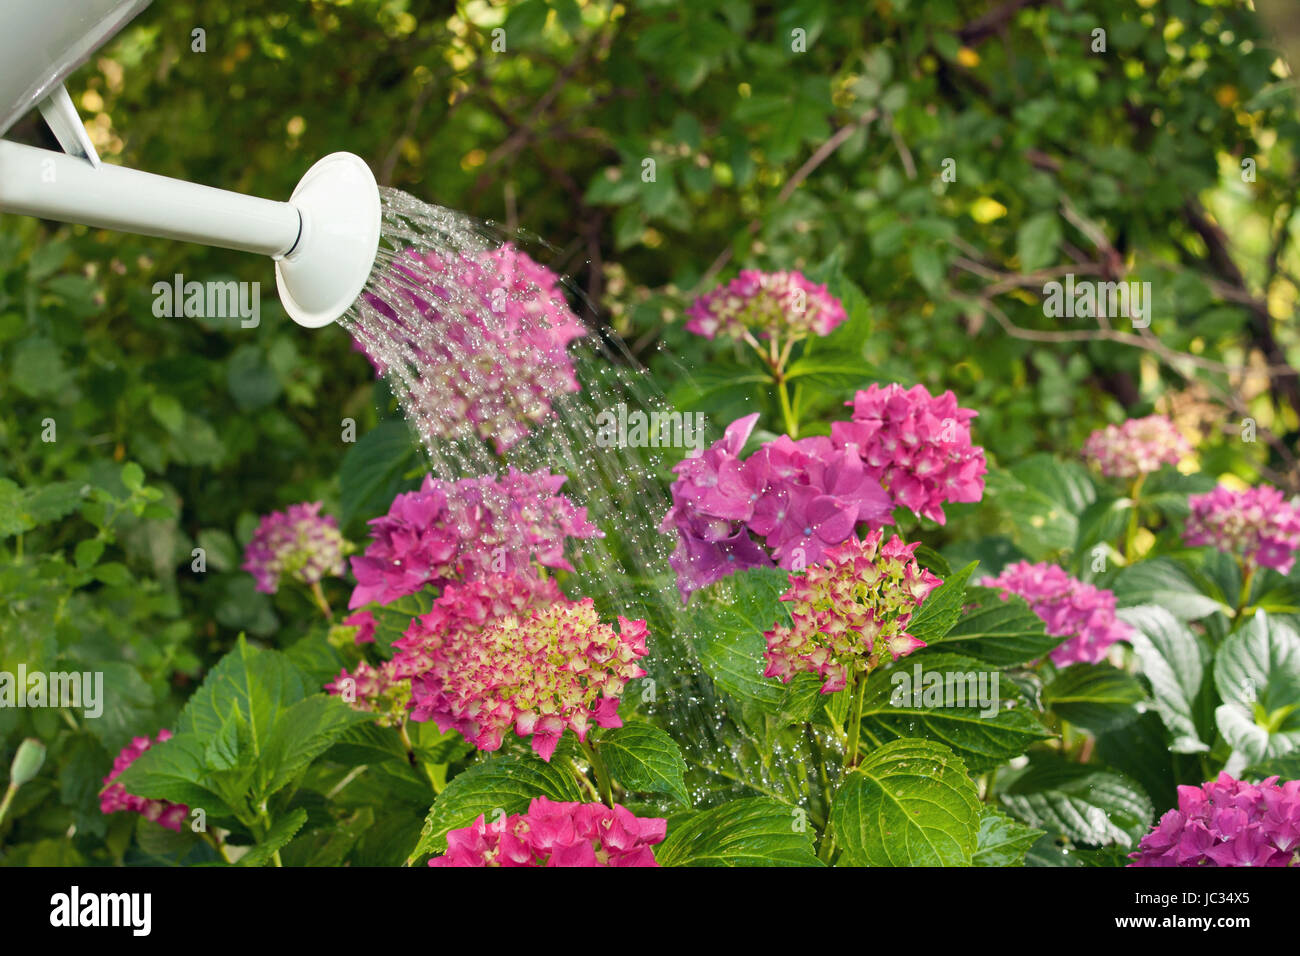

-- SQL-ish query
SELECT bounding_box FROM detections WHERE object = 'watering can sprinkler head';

[0,0,382,328]
[275,154,382,328]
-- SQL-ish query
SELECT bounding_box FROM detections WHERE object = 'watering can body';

[0,0,382,328]
[0,0,153,137]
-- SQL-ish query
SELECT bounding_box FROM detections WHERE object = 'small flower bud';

[9,738,46,786]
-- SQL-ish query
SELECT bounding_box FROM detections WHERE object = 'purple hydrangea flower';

[661,413,893,600]
[979,561,1133,667]
[352,244,587,453]
[830,383,986,525]
[1082,415,1191,480]
[1184,484,1300,575]
[243,502,347,594]
[348,468,601,610]
[1130,773,1300,867]
[685,269,847,341]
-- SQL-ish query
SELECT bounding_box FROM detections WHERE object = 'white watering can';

[0,0,382,327]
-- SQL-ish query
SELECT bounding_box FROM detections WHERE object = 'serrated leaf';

[906,561,974,645]
[687,566,791,710]
[598,722,690,805]
[339,419,420,531]
[999,754,1153,848]
[1242,753,1300,781]
[238,807,308,867]
[655,797,821,867]
[974,807,1043,866]
[928,586,1063,666]
[175,635,308,756]
[1213,612,1300,765]
[984,455,1097,558]
[409,754,584,862]
[1043,663,1146,733]
[1111,557,1231,621]
[860,652,1052,772]
[1120,605,1212,751]
[831,739,980,866]
[256,695,372,798]
[112,732,234,819]
[782,355,875,392]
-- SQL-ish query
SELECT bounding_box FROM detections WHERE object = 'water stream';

[339,187,794,806]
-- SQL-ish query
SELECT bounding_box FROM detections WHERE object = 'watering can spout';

[0,141,382,328]
[0,0,382,327]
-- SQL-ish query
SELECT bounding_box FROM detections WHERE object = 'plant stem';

[1232,562,1257,629]
[777,377,799,437]
[581,739,615,808]
[1122,473,1146,562]
[0,783,17,828]
[816,827,836,864]
[200,829,233,864]
[844,670,868,769]
[309,580,334,621]
[398,721,418,767]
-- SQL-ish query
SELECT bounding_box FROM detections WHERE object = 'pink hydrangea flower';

[352,244,586,452]
[430,797,666,867]
[764,531,941,693]
[685,269,847,341]
[403,580,648,761]
[348,468,600,610]
[99,730,189,832]
[1184,484,1300,575]
[662,412,894,600]
[830,383,986,525]
[242,502,347,594]
[1129,773,1300,867]
[324,660,410,725]
[980,561,1133,667]
[1082,415,1191,480]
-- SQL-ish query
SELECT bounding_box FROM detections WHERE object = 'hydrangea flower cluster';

[829,383,987,525]
[980,561,1133,667]
[764,531,941,693]
[661,412,893,599]
[323,660,411,726]
[1184,484,1300,575]
[1129,773,1300,867]
[1082,415,1191,480]
[355,244,586,451]
[329,573,557,716]
[685,269,847,341]
[99,730,188,832]
[348,468,600,611]
[242,502,347,595]
[403,581,648,761]
[430,797,666,867]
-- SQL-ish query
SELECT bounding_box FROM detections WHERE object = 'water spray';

[0,0,381,328]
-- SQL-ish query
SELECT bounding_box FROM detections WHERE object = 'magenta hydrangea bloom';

[685,269,847,341]
[242,502,347,595]
[402,580,648,761]
[830,383,987,525]
[99,730,189,832]
[431,797,666,867]
[353,244,586,452]
[662,412,894,600]
[348,468,600,610]
[1082,415,1191,480]
[324,660,410,726]
[980,561,1133,667]
[1184,484,1300,575]
[764,531,941,693]
[1129,773,1300,867]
